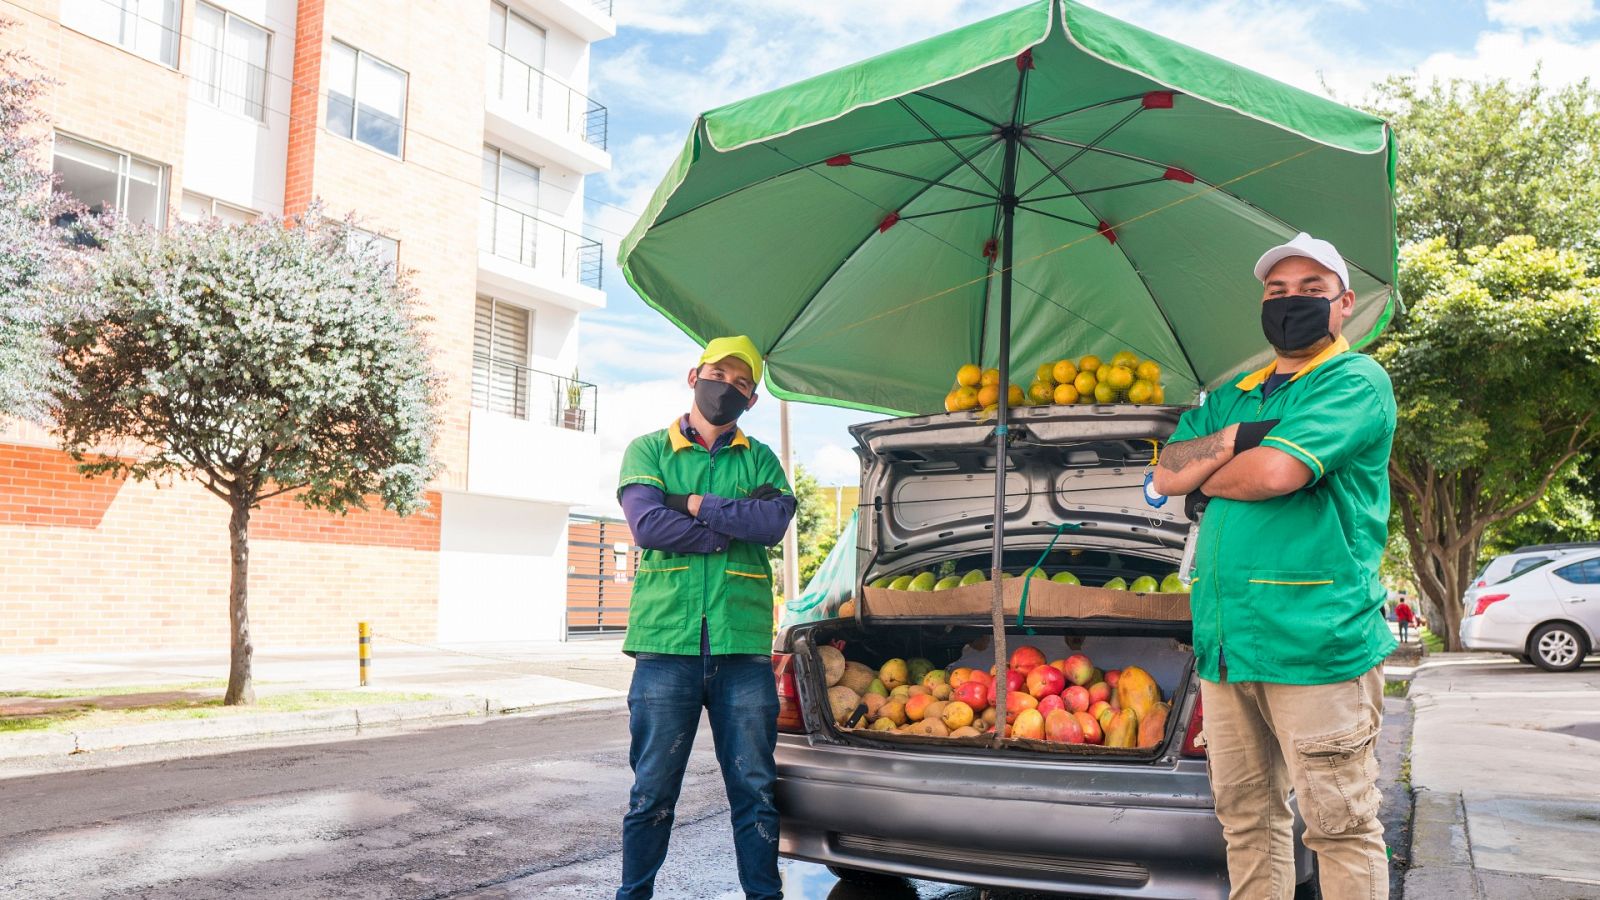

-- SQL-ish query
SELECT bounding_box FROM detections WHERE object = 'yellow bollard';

[359,621,371,687]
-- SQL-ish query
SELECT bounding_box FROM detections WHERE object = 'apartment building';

[0,0,616,652]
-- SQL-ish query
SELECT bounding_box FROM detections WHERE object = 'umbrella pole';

[990,124,1021,745]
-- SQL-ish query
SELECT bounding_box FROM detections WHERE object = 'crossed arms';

[1150,423,1313,502]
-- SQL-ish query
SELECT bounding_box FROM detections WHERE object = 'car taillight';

[1181,695,1205,758]
[1475,580,1487,588]
[1472,593,1509,617]
[773,653,804,734]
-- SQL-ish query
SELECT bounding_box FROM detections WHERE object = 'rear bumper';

[1460,615,1527,653]
[775,737,1311,898]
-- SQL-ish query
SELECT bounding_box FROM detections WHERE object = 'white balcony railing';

[478,197,603,290]
[486,45,608,150]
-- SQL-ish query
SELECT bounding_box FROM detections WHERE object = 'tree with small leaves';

[54,208,443,704]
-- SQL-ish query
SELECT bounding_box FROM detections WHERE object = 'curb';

[0,694,627,762]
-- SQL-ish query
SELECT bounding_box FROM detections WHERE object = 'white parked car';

[1460,548,1600,671]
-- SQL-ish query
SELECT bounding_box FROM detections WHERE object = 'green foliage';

[1481,456,1600,559]
[1369,74,1600,254]
[54,207,443,515]
[770,462,829,581]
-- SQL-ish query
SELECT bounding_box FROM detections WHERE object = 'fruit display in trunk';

[904,693,935,722]
[1104,709,1139,748]
[1116,666,1162,719]
[1045,709,1085,744]
[1036,693,1065,718]
[839,661,876,695]
[1060,654,1095,686]
[942,700,975,731]
[879,658,910,689]
[1138,702,1170,749]
[1075,711,1104,744]
[1012,709,1045,740]
[818,645,846,687]
[828,686,862,725]
[1062,685,1090,713]
[953,679,990,712]
[1026,664,1065,698]
[1010,645,1047,674]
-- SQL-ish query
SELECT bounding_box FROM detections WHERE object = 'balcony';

[485,45,611,174]
[467,357,607,506]
[521,0,617,43]
[478,197,605,310]
[471,355,599,433]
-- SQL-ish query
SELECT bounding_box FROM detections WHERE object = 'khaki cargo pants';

[1200,666,1387,900]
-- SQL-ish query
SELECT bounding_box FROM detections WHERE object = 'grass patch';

[0,689,437,734]
[1384,679,1411,698]
[0,680,227,700]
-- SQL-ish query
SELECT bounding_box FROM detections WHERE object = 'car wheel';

[1529,623,1588,672]
[1293,857,1321,900]
[826,865,905,888]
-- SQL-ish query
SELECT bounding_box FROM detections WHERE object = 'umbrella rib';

[850,161,999,202]
[911,90,1003,129]
[1026,92,1148,130]
[1024,176,1166,204]
[1013,204,1100,231]
[1026,132,1174,174]
[1018,106,1144,199]
[898,200,1000,222]
[896,97,1001,194]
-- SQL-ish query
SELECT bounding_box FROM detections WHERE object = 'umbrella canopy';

[618,0,1397,416]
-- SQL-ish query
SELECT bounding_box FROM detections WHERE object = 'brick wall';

[0,442,440,653]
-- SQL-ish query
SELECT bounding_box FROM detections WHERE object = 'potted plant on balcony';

[561,367,587,431]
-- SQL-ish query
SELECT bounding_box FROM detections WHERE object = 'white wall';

[180,0,296,214]
[467,409,611,507]
[438,491,571,642]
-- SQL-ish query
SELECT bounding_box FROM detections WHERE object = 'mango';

[836,598,856,618]
[907,657,936,684]
[879,698,908,726]
[1159,573,1185,593]
[879,658,909,689]
[921,669,948,690]
[1129,575,1159,593]
[934,575,963,591]
[905,693,935,722]
[871,717,896,731]
[907,572,937,591]
[869,575,893,589]
[865,678,888,697]
[1102,576,1128,591]
[1138,701,1170,749]
[1051,570,1080,585]
[960,569,987,586]
[1104,708,1139,748]
[888,575,914,591]
[1115,666,1162,720]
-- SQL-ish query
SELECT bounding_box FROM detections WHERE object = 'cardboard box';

[862,576,1190,622]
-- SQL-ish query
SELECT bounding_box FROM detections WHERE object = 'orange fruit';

[1028,381,1054,404]
[981,368,1001,387]
[1073,371,1097,395]
[1035,363,1056,384]
[1078,354,1102,374]
[956,364,982,387]
[1008,384,1025,406]
[954,385,980,410]
[977,383,1000,407]
[1111,350,1140,370]
[1136,360,1161,383]
[944,390,964,412]
[1094,381,1117,404]
[1128,380,1155,404]
[1076,390,1095,404]
[1104,365,1135,390]
[1053,383,1079,405]
[1052,359,1078,384]
[1151,384,1166,404]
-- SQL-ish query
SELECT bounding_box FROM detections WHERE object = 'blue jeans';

[617,651,781,900]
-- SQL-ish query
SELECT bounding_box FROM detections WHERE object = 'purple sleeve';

[695,493,797,547]
[619,484,730,554]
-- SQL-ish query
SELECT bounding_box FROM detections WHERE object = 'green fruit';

[1021,566,1049,580]
[934,575,963,591]
[866,679,888,697]
[1129,575,1159,593]
[1159,573,1185,593]
[960,569,986,586]
[908,572,937,592]
[1102,576,1129,591]
[1001,572,1014,579]
[869,575,893,589]
[1051,571,1081,585]
[888,575,914,591]
[907,657,935,683]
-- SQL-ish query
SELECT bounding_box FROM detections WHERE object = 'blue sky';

[578,0,1600,489]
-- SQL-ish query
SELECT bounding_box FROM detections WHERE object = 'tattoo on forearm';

[1159,431,1229,473]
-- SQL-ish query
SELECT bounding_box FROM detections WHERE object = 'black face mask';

[694,377,750,426]
[1261,295,1334,353]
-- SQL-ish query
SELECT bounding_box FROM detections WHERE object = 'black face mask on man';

[694,377,750,426]
[1261,294,1334,354]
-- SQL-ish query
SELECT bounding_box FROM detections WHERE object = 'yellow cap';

[699,335,763,384]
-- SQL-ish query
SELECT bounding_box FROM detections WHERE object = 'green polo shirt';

[617,420,790,656]
[1170,337,1398,685]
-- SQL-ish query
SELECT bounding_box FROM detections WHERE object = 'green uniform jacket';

[1170,337,1399,685]
[617,420,791,655]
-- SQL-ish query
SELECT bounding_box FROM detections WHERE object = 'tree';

[1368,74,1600,256]
[0,23,73,422]
[1371,236,1600,649]
[54,209,442,704]
[770,462,828,593]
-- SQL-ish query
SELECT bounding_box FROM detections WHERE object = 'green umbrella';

[618,0,1396,728]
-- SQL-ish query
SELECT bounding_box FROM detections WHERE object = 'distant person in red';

[1395,598,1415,643]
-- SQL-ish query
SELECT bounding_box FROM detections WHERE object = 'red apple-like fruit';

[1003,668,1026,694]
[1003,691,1038,722]
[1026,664,1066,699]
[1010,645,1047,675]
[1048,658,1069,674]
[1074,710,1104,744]
[1104,669,1121,688]
[1087,681,1111,705]
[1061,654,1095,687]
[953,680,990,712]
[1062,684,1091,713]
[1012,708,1045,740]
[1035,693,1066,718]
[1045,709,1085,744]
[1088,700,1112,721]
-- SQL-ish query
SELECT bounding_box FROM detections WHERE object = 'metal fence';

[591,0,615,16]
[478,197,603,290]
[471,355,599,433]
[486,45,610,151]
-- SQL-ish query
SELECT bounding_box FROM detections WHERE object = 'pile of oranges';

[944,351,1165,413]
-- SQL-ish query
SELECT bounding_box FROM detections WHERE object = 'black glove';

[664,493,693,516]
[1233,419,1281,454]
[748,483,784,501]
[1185,489,1210,522]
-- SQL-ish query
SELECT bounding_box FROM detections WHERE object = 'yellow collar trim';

[1235,336,1350,391]
[669,418,750,452]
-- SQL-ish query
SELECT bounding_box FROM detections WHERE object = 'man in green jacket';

[1152,233,1397,900]
[614,336,795,900]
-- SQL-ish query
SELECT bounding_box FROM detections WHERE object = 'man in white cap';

[1152,233,1398,899]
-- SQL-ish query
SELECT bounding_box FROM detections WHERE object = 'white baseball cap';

[1253,232,1350,292]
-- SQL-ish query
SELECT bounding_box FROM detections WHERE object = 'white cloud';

[1411,28,1600,85]
[1485,0,1597,31]
[809,442,861,484]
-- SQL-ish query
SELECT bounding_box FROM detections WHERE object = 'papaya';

[1115,665,1162,720]
[1137,701,1170,748]
[1104,708,1139,748]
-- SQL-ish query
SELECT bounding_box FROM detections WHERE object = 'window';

[487,2,546,114]
[480,145,540,264]
[347,226,400,273]
[52,134,166,226]
[180,191,257,224]
[472,297,531,418]
[60,0,179,67]
[1553,558,1600,586]
[1511,556,1552,578]
[326,42,407,157]
[191,3,270,120]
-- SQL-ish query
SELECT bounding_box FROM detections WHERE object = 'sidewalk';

[0,636,634,761]
[1403,652,1600,898]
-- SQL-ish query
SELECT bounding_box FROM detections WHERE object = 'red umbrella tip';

[1163,166,1195,183]
[879,212,900,233]
[825,154,853,167]
[1142,91,1175,109]
[1097,221,1117,244]
[1017,49,1035,71]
